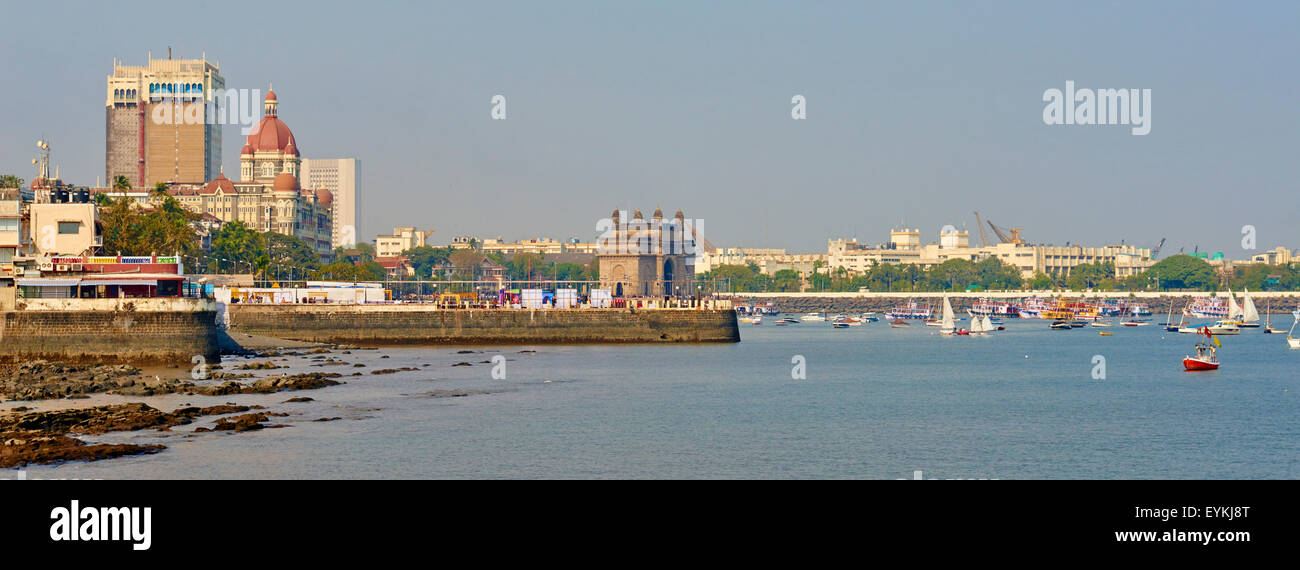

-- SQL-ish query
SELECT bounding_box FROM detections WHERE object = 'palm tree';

[112,175,132,191]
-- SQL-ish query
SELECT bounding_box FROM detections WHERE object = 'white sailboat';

[970,313,987,335]
[1225,289,1244,322]
[1239,288,1260,328]
[1288,310,1300,349]
[939,296,962,336]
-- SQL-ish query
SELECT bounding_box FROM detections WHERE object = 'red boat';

[1183,328,1220,371]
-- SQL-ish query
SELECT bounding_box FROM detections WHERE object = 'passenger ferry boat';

[1040,301,1101,321]
[968,298,1021,318]
[1017,297,1053,319]
[885,300,932,320]
[1184,297,1229,319]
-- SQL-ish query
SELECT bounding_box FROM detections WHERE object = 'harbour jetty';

[226,304,740,345]
[0,298,221,365]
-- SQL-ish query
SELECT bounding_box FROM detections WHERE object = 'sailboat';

[1163,304,1184,332]
[1238,288,1261,328]
[1288,310,1300,349]
[982,315,998,332]
[939,296,967,336]
[970,313,987,335]
[1263,300,1287,334]
[1218,289,1245,327]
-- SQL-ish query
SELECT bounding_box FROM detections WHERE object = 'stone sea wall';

[227,304,740,344]
[0,298,221,365]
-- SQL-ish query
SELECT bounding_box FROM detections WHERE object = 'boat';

[1287,311,1300,348]
[969,313,988,335]
[1090,321,1114,328]
[1068,320,1087,328]
[1180,323,1239,335]
[1183,328,1221,371]
[981,315,999,332]
[938,296,965,336]
[1099,331,1114,336]
[886,300,932,320]
[1185,296,1229,319]
[1164,304,1187,332]
[831,321,850,329]
[800,313,827,322]
[1050,321,1072,330]
[1263,300,1287,333]
[774,317,799,325]
[1017,297,1053,319]
[831,315,863,326]
[888,318,909,328]
[751,315,762,325]
[1121,320,1150,327]
[969,298,1021,318]
[1237,289,1261,328]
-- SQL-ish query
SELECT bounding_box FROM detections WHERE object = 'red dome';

[244,116,297,154]
[265,90,277,102]
[272,173,300,192]
[315,188,334,207]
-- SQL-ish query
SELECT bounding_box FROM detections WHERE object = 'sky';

[1,0,1296,256]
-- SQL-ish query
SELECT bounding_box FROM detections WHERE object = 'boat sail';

[1239,288,1260,327]
[939,296,959,336]
[970,313,987,334]
[1226,289,1244,321]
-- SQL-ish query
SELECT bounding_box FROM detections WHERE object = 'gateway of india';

[597,207,699,298]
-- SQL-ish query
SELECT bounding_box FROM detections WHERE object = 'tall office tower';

[300,158,361,247]
[106,54,224,187]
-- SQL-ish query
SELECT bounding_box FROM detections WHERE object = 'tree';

[264,232,321,279]
[449,249,484,279]
[772,269,802,292]
[112,175,131,191]
[1027,272,1053,290]
[1066,261,1114,290]
[404,245,453,278]
[0,174,24,188]
[98,195,201,258]
[1144,255,1216,290]
[209,221,266,272]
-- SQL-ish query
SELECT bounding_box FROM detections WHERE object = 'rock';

[283,397,315,403]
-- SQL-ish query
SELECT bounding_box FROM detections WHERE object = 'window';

[57,221,80,234]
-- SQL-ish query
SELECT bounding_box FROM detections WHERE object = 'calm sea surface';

[18,317,1300,479]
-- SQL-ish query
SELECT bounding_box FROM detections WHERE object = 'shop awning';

[15,278,81,287]
[80,279,159,287]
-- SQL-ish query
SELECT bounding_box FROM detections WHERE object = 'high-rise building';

[300,158,361,248]
[106,55,224,188]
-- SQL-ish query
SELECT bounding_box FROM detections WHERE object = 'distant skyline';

[1,1,1296,256]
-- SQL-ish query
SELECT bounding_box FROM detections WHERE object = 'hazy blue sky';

[1,1,1296,255]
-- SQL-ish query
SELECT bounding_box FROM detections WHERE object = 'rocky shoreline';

[0,339,359,468]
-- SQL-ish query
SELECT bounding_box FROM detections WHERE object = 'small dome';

[240,143,253,155]
[675,209,684,219]
[632,209,644,220]
[272,172,300,192]
[653,207,663,219]
[315,188,333,206]
[265,90,277,102]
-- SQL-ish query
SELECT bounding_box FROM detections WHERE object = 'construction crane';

[973,211,990,247]
[1151,238,1165,259]
[986,219,1026,245]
